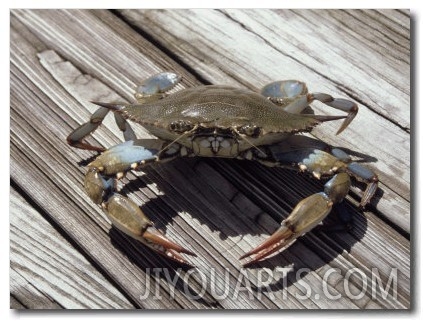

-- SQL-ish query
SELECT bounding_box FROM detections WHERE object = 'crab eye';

[240,125,261,138]
[169,120,193,133]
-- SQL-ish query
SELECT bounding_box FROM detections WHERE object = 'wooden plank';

[10,269,62,309]
[119,9,410,232]
[10,9,410,309]
[10,188,134,309]
[10,295,27,310]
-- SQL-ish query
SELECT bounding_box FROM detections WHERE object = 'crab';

[67,72,378,267]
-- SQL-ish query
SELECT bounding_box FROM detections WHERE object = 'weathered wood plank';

[10,269,62,309]
[10,188,134,309]
[10,9,410,309]
[10,295,27,309]
[119,9,410,232]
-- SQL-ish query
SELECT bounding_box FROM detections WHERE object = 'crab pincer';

[83,142,196,267]
[240,173,351,267]
[103,193,196,266]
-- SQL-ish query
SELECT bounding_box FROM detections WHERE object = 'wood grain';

[10,189,133,309]
[10,9,410,309]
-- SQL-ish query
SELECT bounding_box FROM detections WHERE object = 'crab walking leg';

[261,80,358,134]
[263,137,378,207]
[347,162,379,208]
[84,139,196,266]
[67,72,181,152]
[66,106,109,152]
[310,93,358,135]
[240,173,351,267]
[67,105,136,152]
[262,141,349,183]
[321,148,378,207]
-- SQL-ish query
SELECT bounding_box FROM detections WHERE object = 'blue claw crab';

[67,72,378,267]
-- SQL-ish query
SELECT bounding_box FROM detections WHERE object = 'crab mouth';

[190,127,239,157]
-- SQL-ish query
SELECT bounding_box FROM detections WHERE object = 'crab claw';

[240,173,350,267]
[103,193,196,267]
[240,193,333,266]
[142,227,197,267]
[239,224,296,267]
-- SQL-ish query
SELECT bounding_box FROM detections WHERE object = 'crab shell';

[118,85,333,158]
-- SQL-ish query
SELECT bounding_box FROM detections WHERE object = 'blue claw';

[241,173,351,266]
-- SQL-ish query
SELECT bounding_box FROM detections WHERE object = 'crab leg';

[67,72,181,152]
[67,105,136,152]
[261,80,358,134]
[84,139,196,266]
[309,93,358,135]
[347,162,379,208]
[240,173,351,267]
[262,135,378,207]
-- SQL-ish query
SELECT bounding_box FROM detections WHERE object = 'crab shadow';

[107,227,219,307]
[87,148,382,301]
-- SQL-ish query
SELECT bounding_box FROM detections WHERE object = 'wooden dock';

[10,9,410,309]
